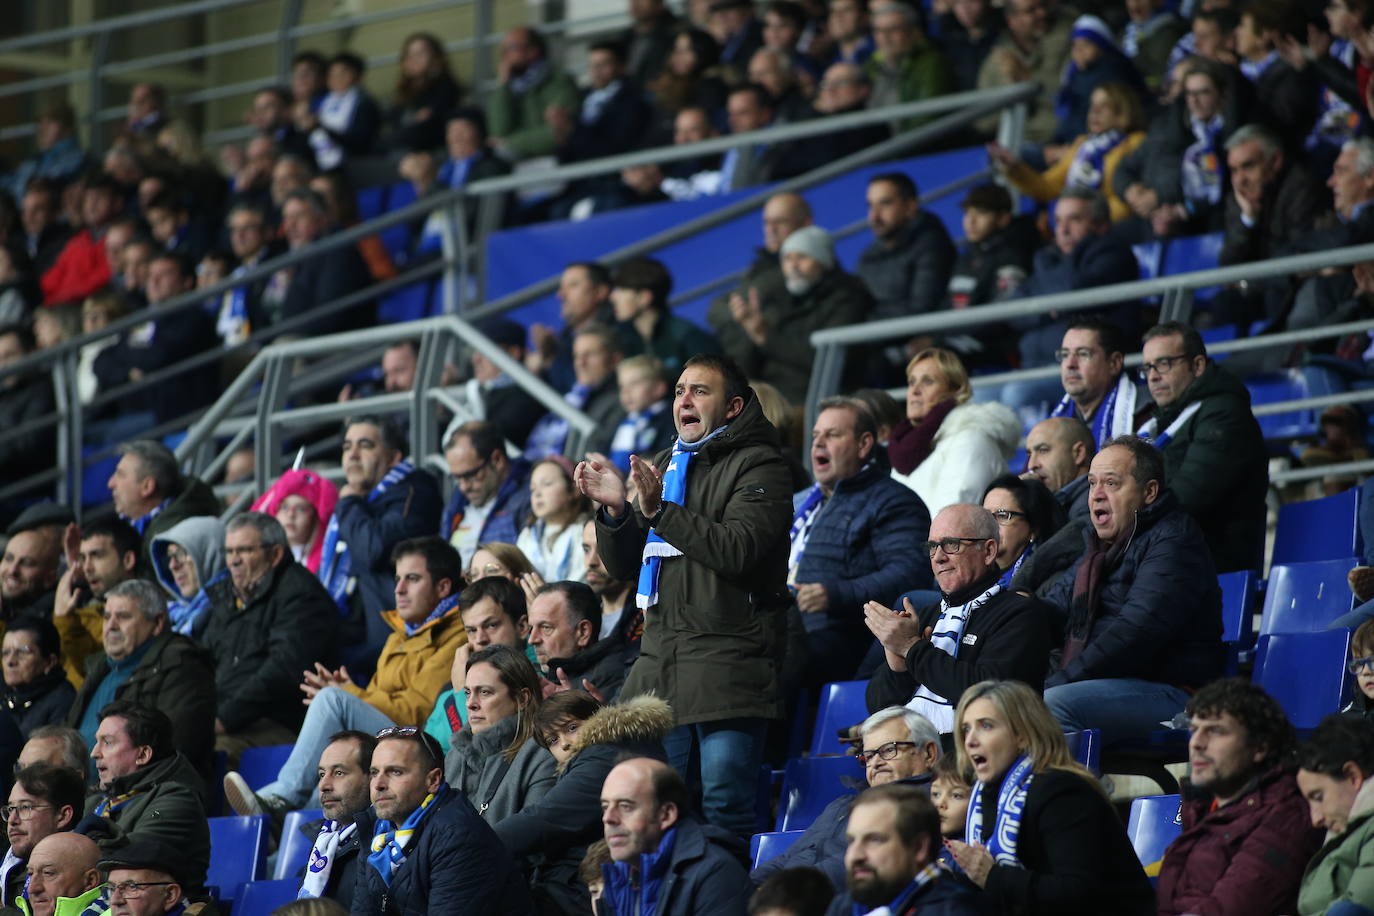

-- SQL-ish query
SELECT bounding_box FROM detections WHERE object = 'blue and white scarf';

[300,819,357,898]
[966,753,1035,867]
[1311,40,1362,150]
[1050,373,1137,449]
[1136,400,1202,450]
[168,570,227,636]
[510,60,549,96]
[520,520,583,582]
[850,863,941,916]
[122,499,169,536]
[1122,11,1172,58]
[368,785,446,886]
[906,581,1003,734]
[610,402,668,471]
[581,80,623,125]
[217,262,255,345]
[1064,130,1124,192]
[319,460,416,613]
[788,483,826,584]
[635,426,728,609]
[1181,114,1225,206]
[1240,50,1279,84]
[997,542,1034,589]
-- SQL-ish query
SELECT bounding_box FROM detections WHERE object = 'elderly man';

[442,420,534,565]
[21,832,104,916]
[105,440,218,576]
[100,840,196,916]
[203,513,337,756]
[353,729,532,913]
[1,763,84,910]
[51,516,140,688]
[752,708,940,890]
[856,172,955,322]
[1049,318,1138,448]
[708,192,812,352]
[17,728,86,776]
[579,355,792,838]
[292,730,375,907]
[66,580,214,780]
[863,3,954,128]
[224,536,464,817]
[792,397,931,686]
[85,702,210,898]
[486,26,581,160]
[528,581,630,700]
[815,63,891,160]
[1135,322,1266,573]
[865,504,1052,734]
[599,758,750,915]
[1040,436,1225,745]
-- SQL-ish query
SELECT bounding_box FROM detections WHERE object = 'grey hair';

[117,439,180,497]
[1057,187,1111,225]
[936,503,1001,549]
[26,726,89,777]
[861,706,941,750]
[225,511,290,552]
[1344,137,1374,176]
[104,579,167,621]
[282,187,327,216]
[1224,123,1282,161]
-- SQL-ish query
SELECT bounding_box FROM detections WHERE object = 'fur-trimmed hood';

[562,694,674,772]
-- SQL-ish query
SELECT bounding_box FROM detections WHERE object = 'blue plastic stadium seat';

[1246,367,1349,442]
[750,830,805,868]
[207,814,269,903]
[274,808,325,881]
[1219,569,1259,673]
[776,755,862,832]
[1063,729,1101,776]
[1133,241,1163,282]
[1126,794,1183,882]
[378,181,418,258]
[1161,232,1224,302]
[234,878,299,914]
[810,681,869,756]
[356,185,388,222]
[1254,630,1353,731]
[378,280,437,324]
[1259,559,1359,637]
[1272,489,1362,566]
[238,744,293,792]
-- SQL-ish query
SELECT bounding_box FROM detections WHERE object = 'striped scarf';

[905,581,1003,733]
[368,785,445,887]
[319,460,416,613]
[966,753,1035,867]
[94,789,145,816]
[635,426,727,609]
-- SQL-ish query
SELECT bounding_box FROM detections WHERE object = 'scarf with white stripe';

[966,753,1035,868]
[905,581,1003,733]
[1050,373,1136,449]
[319,460,416,613]
[635,426,727,609]
[300,820,357,899]
[368,785,445,886]
[1136,401,1202,450]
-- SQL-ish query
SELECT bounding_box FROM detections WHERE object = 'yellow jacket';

[54,600,104,690]
[1004,131,1145,223]
[340,605,466,725]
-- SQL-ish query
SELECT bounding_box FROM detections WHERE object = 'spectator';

[3,104,86,201]
[935,0,1004,91]
[825,0,874,66]
[106,441,220,577]
[889,348,1020,516]
[100,839,198,916]
[599,757,750,915]
[1343,618,1374,720]
[293,730,375,907]
[528,581,632,700]
[928,753,972,866]
[40,175,123,306]
[828,783,983,916]
[594,355,676,472]
[456,317,548,448]
[17,726,87,776]
[0,247,41,328]
[863,3,955,130]
[517,459,592,583]
[761,1,819,77]
[246,87,315,163]
[51,515,140,687]
[752,707,941,891]
[274,188,373,335]
[270,153,315,212]
[752,868,833,916]
[943,183,1033,351]
[622,0,680,85]
[1122,0,1187,92]
[291,50,327,113]
[791,397,932,685]
[649,30,729,132]
[1235,3,1319,142]
[709,0,765,73]
[299,52,381,170]
[249,468,338,578]
[947,680,1155,915]
[1020,416,1094,593]
[1296,715,1374,914]
[155,121,229,220]
[227,134,278,212]
[523,325,624,461]
[0,521,60,620]
[387,32,463,152]
[528,262,616,395]
[353,728,533,914]
[22,833,104,916]
[0,763,84,910]
[442,421,535,565]
[1040,436,1225,745]
[223,537,465,818]
[488,27,581,160]
[66,579,215,782]
[579,518,643,655]
[707,192,812,355]
[977,0,1074,146]
[981,474,1066,593]
[553,42,654,165]
[864,505,1053,734]
[202,513,338,758]
[989,82,1146,222]
[309,172,396,287]
[1053,15,1148,145]
[0,324,55,488]
[1049,318,1138,447]
[719,84,787,189]
[143,192,209,265]
[215,203,280,347]
[85,702,211,898]
[123,83,167,141]
[19,180,70,279]
[610,256,720,374]
[579,355,792,837]
[1157,678,1324,916]
[748,48,815,123]
[856,171,955,322]
[76,292,125,408]
[415,108,512,251]
[149,516,227,639]
[813,63,892,159]
[0,620,74,737]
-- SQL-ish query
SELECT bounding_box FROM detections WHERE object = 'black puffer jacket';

[2,667,74,737]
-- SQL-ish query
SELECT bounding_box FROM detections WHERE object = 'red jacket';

[41,229,111,305]
[1156,765,1323,916]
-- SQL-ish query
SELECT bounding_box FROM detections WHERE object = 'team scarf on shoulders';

[966,753,1035,867]
[300,820,357,899]
[1181,114,1225,205]
[635,426,728,609]
[404,592,461,637]
[368,785,446,886]
[319,460,416,613]
[851,863,941,916]
[1064,130,1124,191]
[1050,373,1137,449]
[1240,50,1279,83]
[122,499,169,536]
[788,483,826,582]
[906,581,1003,734]
[94,788,146,816]
[610,402,668,471]
[997,542,1034,589]
[1136,401,1203,450]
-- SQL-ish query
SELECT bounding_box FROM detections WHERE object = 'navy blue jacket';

[795,460,933,637]
[352,787,533,916]
[440,458,532,549]
[599,815,749,916]
[1041,489,1224,690]
[1013,235,1139,367]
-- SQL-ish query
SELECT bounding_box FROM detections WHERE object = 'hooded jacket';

[1297,774,1374,915]
[340,605,466,726]
[891,400,1021,518]
[151,515,226,640]
[137,476,221,578]
[443,715,556,825]
[250,469,339,573]
[595,392,793,725]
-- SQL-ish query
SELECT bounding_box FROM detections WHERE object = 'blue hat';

[1071,15,1117,52]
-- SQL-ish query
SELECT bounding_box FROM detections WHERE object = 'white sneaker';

[223,771,265,817]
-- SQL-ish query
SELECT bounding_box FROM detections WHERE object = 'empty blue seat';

[1247,367,1349,442]
[1063,729,1100,776]
[751,830,805,868]
[810,681,869,756]
[1258,558,1358,637]
[234,878,299,914]
[1126,794,1183,881]
[776,755,862,832]
[1254,630,1353,731]
[378,280,437,324]
[238,744,293,792]
[1162,232,1223,302]
[356,185,388,222]
[274,808,325,881]
[1273,489,1362,566]
[207,814,269,902]
[1219,569,1259,674]
[378,181,418,258]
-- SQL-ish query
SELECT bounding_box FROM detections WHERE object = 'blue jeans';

[664,717,767,839]
[1330,600,1374,631]
[258,686,396,808]
[1044,679,1191,747]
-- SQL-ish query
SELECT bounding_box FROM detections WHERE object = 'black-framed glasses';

[451,459,490,483]
[919,537,989,558]
[1137,353,1190,380]
[108,881,175,899]
[1349,656,1374,675]
[1,802,50,821]
[856,741,916,765]
[989,509,1027,524]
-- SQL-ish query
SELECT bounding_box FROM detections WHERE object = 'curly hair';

[1186,678,1296,766]
[1296,714,1374,778]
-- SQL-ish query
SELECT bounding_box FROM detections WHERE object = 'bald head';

[27,833,101,916]
[601,757,688,864]
[762,192,813,252]
[1026,416,1094,492]
[928,504,1000,595]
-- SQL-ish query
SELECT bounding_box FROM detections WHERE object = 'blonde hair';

[750,379,801,449]
[1092,82,1145,133]
[617,354,666,385]
[906,348,972,405]
[954,680,1099,787]
[473,541,536,579]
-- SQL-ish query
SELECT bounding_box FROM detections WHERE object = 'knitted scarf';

[319,460,416,613]
[367,785,445,887]
[300,819,357,899]
[1064,130,1124,191]
[635,426,727,609]
[1050,373,1137,449]
[850,863,941,916]
[888,399,957,475]
[966,754,1035,867]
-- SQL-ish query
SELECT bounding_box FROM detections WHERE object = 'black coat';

[856,210,957,320]
[1220,161,1326,267]
[352,786,534,916]
[280,237,374,335]
[1,667,74,737]
[0,376,55,484]
[301,816,362,910]
[1013,234,1140,367]
[386,75,463,152]
[558,81,654,164]
[92,305,217,425]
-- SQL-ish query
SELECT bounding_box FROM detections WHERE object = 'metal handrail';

[0,0,258,52]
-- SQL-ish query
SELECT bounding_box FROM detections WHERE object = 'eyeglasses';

[856,741,916,765]
[1137,354,1190,380]
[1,802,50,821]
[165,546,190,566]
[0,646,37,660]
[451,459,490,483]
[918,537,989,558]
[1349,656,1374,674]
[989,509,1027,525]
[108,881,175,899]
[467,563,506,581]
[1053,347,1100,362]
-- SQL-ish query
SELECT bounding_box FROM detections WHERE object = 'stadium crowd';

[1,0,1374,913]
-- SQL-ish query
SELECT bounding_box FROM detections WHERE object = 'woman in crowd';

[517,456,590,584]
[650,28,729,129]
[495,690,673,915]
[150,516,227,638]
[980,474,1066,593]
[468,541,538,585]
[889,348,1019,516]
[948,679,1155,915]
[387,32,463,151]
[443,645,555,823]
[1296,714,1374,915]
[1,618,75,736]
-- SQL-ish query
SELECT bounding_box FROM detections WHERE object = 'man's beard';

[848,869,910,907]
[785,274,816,296]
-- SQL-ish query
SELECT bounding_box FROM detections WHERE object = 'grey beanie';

[779,225,835,270]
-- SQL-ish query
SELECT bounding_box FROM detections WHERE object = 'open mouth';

[969,753,988,772]
[678,411,701,432]
[812,452,831,471]
[1092,508,1111,526]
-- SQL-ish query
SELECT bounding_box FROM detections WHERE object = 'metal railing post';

[87,31,111,154]
[254,354,290,496]
[473,0,495,95]
[50,358,72,508]
[439,198,467,315]
[278,0,306,82]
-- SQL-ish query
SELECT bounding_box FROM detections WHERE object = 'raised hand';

[575,458,628,517]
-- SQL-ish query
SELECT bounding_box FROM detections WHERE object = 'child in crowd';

[516,455,590,582]
[580,838,613,909]
[748,866,834,916]
[929,753,972,874]
[943,184,1035,369]
[1343,618,1374,724]
[607,355,675,472]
